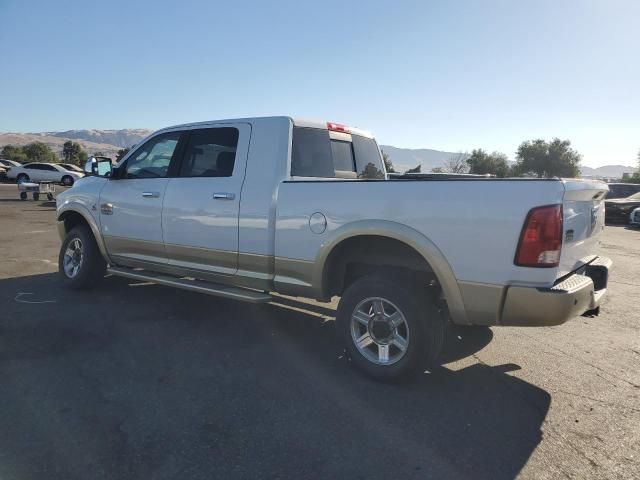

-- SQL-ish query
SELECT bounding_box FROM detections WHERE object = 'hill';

[579,165,636,178]
[0,129,152,160]
[379,145,467,172]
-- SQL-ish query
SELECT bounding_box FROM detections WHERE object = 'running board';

[107,267,272,303]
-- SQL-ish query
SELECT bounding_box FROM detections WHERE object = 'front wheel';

[58,225,106,289]
[17,173,29,183]
[61,175,74,187]
[336,274,445,382]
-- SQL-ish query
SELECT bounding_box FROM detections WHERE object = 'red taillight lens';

[515,205,563,267]
[327,122,349,133]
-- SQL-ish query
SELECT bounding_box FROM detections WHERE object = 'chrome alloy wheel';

[63,238,84,278]
[350,297,410,365]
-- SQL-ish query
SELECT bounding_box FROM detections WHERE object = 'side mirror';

[84,156,113,178]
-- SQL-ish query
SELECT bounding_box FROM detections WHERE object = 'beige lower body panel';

[460,269,608,327]
[457,281,507,326]
[107,238,315,295]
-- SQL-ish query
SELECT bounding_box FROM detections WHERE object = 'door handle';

[213,193,235,200]
[100,203,113,215]
[142,191,160,198]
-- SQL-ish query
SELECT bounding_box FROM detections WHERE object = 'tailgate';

[559,179,609,277]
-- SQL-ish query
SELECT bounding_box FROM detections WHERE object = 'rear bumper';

[500,256,612,326]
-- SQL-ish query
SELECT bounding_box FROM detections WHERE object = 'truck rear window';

[291,127,384,179]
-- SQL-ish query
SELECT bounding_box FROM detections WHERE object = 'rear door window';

[179,128,239,178]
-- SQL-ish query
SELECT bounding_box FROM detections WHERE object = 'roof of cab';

[156,116,375,139]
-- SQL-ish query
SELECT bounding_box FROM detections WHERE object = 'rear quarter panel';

[275,179,566,287]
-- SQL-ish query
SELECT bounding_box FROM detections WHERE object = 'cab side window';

[179,128,239,177]
[124,132,181,179]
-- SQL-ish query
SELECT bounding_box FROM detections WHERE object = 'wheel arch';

[57,204,109,261]
[315,220,468,325]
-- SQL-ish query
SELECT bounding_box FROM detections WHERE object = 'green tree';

[382,150,395,173]
[515,138,581,178]
[466,149,510,177]
[405,164,422,174]
[62,141,88,166]
[624,148,640,183]
[359,162,385,179]
[116,147,131,162]
[22,142,57,163]
[1,145,28,163]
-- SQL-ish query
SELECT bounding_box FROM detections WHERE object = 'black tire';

[20,192,27,200]
[33,193,39,201]
[61,175,74,187]
[336,273,445,382]
[17,173,29,183]
[47,193,54,201]
[58,225,106,289]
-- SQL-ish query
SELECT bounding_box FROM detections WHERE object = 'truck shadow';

[0,273,548,479]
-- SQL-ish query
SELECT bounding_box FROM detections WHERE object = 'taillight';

[327,122,349,133]
[514,204,563,267]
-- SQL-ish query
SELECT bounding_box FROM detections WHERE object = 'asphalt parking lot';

[0,183,638,479]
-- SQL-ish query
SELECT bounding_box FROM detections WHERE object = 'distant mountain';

[0,129,152,159]
[380,145,467,173]
[46,129,152,149]
[579,165,636,179]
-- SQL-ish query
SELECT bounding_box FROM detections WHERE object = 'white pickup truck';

[55,117,612,380]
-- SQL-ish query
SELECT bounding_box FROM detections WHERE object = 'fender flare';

[57,202,110,262]
[314,220,469,325]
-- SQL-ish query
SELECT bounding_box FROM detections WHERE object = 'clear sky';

[1,0,638,167]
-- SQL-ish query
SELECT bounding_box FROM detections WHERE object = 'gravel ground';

[0,183,638,479]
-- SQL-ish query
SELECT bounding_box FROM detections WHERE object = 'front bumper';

[500,256,612,326]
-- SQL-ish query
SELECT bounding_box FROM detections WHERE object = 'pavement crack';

[516,331,640,390]
[551,388,640,413]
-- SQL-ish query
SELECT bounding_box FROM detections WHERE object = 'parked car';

[55,117,612,381]
[0,159,22,168]
[605,182,640,199]
[0,165,6,179]
[7,162,84,186]
[604,192,640,224]
[59,163,85,173]
[629,207,640,227]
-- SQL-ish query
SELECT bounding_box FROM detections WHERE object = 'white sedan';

[7,162,84,186]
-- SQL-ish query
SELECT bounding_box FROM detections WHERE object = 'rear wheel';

[61,175,74,186]
[20,192,27,200]
[17,173,29,183]
[33,193,39,201]
[58,225,106,289]
[336,274,445,382]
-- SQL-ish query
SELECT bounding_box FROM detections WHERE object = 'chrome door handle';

[142,191,160,198]
[213,192,235,200]
[100,203,113,215]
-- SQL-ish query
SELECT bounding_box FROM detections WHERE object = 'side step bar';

[107,267,272,304]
